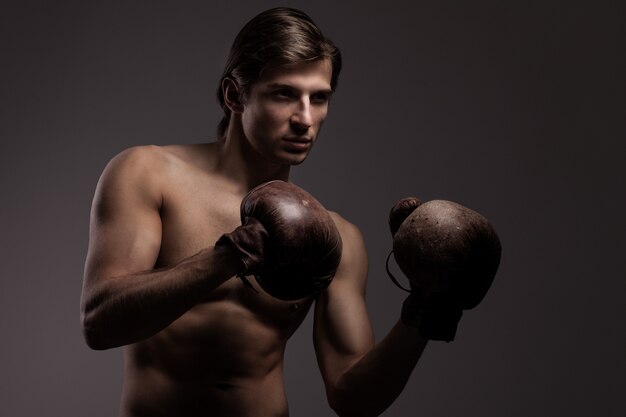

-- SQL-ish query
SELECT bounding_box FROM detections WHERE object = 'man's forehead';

[256,59,332,90]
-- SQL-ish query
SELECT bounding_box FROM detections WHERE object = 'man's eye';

[274,89,294,99]
[311,94,330,104]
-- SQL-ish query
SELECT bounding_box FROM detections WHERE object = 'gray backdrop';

[1,1,624,416]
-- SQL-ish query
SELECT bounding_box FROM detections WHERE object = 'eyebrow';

[265,83,333,95]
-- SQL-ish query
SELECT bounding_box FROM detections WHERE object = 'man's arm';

[314,215,428,417]
[80,146,240,350]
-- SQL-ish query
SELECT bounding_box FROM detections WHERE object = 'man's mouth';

[283,136,313,151]
[283,136,312,143]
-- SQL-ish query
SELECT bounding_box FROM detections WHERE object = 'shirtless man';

[81,8,429,417]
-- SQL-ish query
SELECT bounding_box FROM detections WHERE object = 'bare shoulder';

[159,143,216,170]
[91,146,168,219]
[100,143,213,188]
[328,211,368,286]
[328,212,364,247]
[103,145,171,179]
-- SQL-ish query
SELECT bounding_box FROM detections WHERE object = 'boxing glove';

[216,180,343,300]
[388,198,501,341]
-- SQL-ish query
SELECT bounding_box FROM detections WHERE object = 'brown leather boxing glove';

[216,180,343,300]
[387,198,502,341]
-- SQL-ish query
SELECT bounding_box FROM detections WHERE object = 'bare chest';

[157,177,241,265]
[153,171,313,336]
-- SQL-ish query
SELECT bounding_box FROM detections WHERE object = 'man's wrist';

[210,243,246,279]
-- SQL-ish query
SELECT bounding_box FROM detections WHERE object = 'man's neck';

[214,125,291,193]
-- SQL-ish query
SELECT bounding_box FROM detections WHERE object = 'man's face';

[240,59,333,166]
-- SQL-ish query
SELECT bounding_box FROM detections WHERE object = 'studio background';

[1,1,624,416]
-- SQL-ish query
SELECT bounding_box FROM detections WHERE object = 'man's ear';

[222,78,244,113]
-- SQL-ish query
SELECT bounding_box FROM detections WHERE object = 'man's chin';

[277,149,311,166]
[287,155,308,166]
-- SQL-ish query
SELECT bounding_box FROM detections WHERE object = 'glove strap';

[385,250,411,292]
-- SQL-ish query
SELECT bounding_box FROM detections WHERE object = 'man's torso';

[120,144,314,417]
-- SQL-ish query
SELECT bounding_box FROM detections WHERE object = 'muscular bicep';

[83,148,163,288]
[314,216,373,388]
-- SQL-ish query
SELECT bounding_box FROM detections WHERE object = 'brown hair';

[216,7,342,138]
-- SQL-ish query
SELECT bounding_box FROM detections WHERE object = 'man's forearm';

[330,321,428,417]
[80,246,240,350]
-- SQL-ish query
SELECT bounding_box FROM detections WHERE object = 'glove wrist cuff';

[214,217,269,277]
[401,292,462,342]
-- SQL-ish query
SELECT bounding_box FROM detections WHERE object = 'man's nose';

[290,99,313,131]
